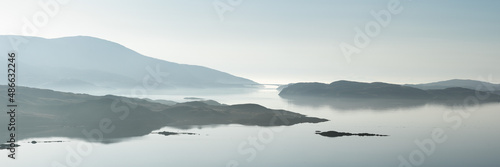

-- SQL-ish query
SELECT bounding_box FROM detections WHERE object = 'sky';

[1,0,499,84]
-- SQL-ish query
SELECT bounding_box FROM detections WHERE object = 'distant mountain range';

[0,35,259,93]
[279,80,500,110]
[280,81,432,99]
[405,79,500,94]
[0,85,326,142]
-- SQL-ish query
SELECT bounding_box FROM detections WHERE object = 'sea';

[2,85,500,167]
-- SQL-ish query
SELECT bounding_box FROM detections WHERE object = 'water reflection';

[281,96,500,111]
[1,97,326,143]
[2,91,500,167]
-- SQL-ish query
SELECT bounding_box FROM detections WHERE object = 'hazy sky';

[1,0,499,84]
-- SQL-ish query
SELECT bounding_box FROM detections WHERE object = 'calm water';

[2,87,500,167]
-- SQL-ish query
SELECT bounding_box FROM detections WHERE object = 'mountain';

[426,87,498,101]
[405,79,500,94]
[0,85,326,142]
[0,35,259,93]
[279,80,432,99]
[279,80,500,110]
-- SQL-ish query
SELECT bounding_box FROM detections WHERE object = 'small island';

[0,143,20,150]
[30,140,65,144]
[316,131,388,138]
[153,131,198,136]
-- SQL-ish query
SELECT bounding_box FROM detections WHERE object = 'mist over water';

[1,0,499,166]
[2,88,499,167]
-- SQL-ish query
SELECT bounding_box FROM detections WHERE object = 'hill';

[279,80,500,110]
[279,80,432,99]
[0,86,326,142]
[0,35,259,93]
[405,79,500,94]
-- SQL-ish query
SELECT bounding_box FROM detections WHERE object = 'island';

[0,143,20,150]
[315,131,388,138]
[0,86,328,143]
[279,80,500,110]
[152,131,198,136]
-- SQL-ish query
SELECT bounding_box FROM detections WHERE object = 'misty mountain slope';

[0,35,258,92]
[279,80,432,99]
[406,79,500,92]
[426,87,500,101]
[279,80,500,110]
[0,85,326,142]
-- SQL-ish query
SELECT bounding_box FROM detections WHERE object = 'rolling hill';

[0,85,326,142]
[279,80,432,99]
[0,35,259,93]
[279,80,500,110]
[405,79,500,94]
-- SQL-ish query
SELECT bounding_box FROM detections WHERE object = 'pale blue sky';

[1,0,499,84]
